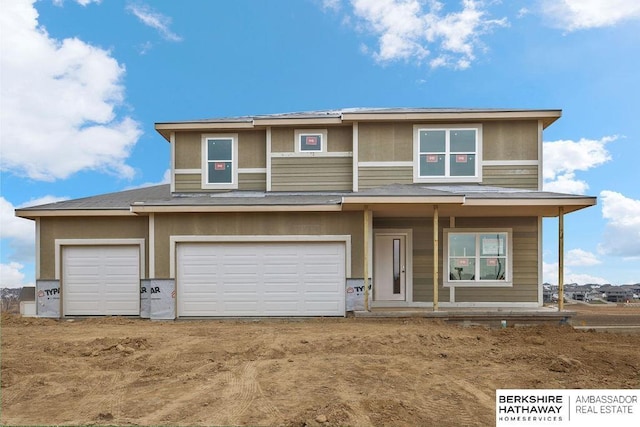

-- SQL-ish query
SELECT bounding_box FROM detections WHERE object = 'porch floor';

[353,307,575,327]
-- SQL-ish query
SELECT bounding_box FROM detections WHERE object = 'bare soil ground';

[2,307,639,427]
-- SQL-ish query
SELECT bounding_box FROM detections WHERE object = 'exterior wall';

[483,121,538,161]
[270,126,353,191]
[374,216,538,304]
[357,120,541,189]
[374,217,450,303]
[173,119,540,193]
[358,123,413,162]
[271,157,352,191]
[482,165,538,189]
[153,211,364,278]
[38,216,149,279]
[173,130,267,192]
[453,217,538,303]
[358,166,413,190]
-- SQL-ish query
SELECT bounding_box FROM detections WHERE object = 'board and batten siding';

[271,157,352,191]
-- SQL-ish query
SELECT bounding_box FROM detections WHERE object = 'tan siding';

[271,128,294,152]
[39,217,148,280]
[238,173,266,191]
[483,121,538,161]
[238,130,266,168]
[358,166,413,189]
[174,132,201,169]
[328,126,352,152]
[483,165,539,189]
[374,217,539,303]
[453,217,538,303]
[271,157,352,191]
[175,173,202,192]
[359,123,413,162]
[374,218,451,303]
[154,212,364,278]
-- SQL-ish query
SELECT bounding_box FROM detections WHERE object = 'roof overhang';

[15,209,136,220]
[129,204,343,213]
[155,108,563,141]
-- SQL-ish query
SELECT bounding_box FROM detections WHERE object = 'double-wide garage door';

[177,242,346,317]
[63,245,140,316]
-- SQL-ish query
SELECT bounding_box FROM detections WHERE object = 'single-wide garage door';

[177,242,345,317]
[63,246,140,315]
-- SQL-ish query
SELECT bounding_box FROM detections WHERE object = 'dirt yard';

[2,306,639,427]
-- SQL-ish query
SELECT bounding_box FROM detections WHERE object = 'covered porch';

[341,184,596,315]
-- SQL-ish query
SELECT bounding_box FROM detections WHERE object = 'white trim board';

[54,238,146,280]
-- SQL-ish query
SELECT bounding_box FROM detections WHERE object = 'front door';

[374,233,406,301]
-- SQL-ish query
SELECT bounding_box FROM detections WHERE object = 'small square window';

[295,129,327,153]
[300,134,323,152]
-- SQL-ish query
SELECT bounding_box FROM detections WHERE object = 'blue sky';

[1,0,639,287]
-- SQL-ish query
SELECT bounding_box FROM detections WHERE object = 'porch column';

[363,206,371,311]
[558,207,564,311]
[433,205,439,311]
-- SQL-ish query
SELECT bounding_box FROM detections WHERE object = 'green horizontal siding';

[358,166,413,190]
[271,157,352,191]
[238,173,266,191]
[483,165,539,189]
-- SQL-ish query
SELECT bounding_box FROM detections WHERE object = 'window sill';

[445,281,513,288]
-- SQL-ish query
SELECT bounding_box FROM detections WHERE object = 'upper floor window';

[295,129,327,153]
[413,124,482,183]
[202,134,238,189]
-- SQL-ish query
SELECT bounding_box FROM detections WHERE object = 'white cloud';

[566,248,601,266]
[53,0,102,5]
[126,3,183,42]
[541,0,640,31]
[0,262,32,288]
[598,191,640,258]
[0,0,142,181]
[1,196,69,261]
[542,136,615,194]
[543,261,609,286]
[342,0,507,69]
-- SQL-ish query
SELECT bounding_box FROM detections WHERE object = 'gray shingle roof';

[16,183,594,214]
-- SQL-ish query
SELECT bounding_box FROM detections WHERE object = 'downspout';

[433,205,439,311]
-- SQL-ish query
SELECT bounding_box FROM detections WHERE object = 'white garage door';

[177,242,345,317]
[63,246,140,315]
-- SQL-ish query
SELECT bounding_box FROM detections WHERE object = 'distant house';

[600,285,634,303]
[16,108,596,318]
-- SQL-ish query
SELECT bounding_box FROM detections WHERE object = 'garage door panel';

[63,246,140,316]
[178,242,345,317]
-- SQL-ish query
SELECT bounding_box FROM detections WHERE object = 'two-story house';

[16,108,596,318]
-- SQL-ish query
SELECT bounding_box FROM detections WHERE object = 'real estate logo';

[496,389,639,426]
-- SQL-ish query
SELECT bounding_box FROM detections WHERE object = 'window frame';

[413,124,483,183]
[443,228,513,288]
[201,133,238,190]
[295,129,327,154]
